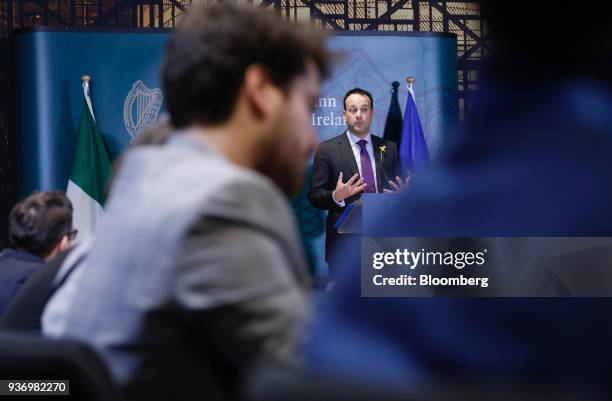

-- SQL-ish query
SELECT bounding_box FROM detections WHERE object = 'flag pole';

[405,76,416,177]
[399,75,429,174]
[406,76,416,98]
[81,74,96,123]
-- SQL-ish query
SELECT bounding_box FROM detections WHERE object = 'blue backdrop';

[14,28,457,276]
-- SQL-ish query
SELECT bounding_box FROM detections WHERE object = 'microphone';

[376,148,393,192]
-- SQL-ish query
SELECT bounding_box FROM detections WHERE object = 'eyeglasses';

[66,229,78,241]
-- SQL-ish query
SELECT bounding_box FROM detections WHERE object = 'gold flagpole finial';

[406,76,416,85]
[81,74,91,83]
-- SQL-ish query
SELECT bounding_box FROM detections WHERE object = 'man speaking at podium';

[309,88,404,274]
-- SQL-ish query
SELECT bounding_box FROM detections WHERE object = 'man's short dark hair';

[162,3,331,128]
[343,88,374,110]
[8,192,73,259]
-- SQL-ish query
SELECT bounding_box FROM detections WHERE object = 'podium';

[328,194,400,277]
[334,193,401,235]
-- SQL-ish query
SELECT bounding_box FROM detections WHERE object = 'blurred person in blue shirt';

[305,1,612,395]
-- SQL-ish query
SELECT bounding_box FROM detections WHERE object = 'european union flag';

[399,81,429,174]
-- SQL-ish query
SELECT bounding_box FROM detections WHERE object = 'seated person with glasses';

[0,191,75,328]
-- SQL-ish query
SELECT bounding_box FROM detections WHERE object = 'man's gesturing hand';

[383,175,412,193]
[333,172,367,202]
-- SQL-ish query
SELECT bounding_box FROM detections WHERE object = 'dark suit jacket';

[308,131,399,264]
[1,249,71,332]
[0,250,43,318]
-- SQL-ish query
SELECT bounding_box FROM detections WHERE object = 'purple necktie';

[357,139,376,193]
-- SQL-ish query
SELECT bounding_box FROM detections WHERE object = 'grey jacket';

[43,133,311,401]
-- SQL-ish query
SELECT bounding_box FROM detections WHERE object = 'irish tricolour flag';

[66,78,112,243]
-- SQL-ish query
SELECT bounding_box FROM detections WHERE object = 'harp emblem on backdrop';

[124,80,163,141]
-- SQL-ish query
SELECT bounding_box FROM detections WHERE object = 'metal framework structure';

[0,0,484,114]
[0,0,485,246]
